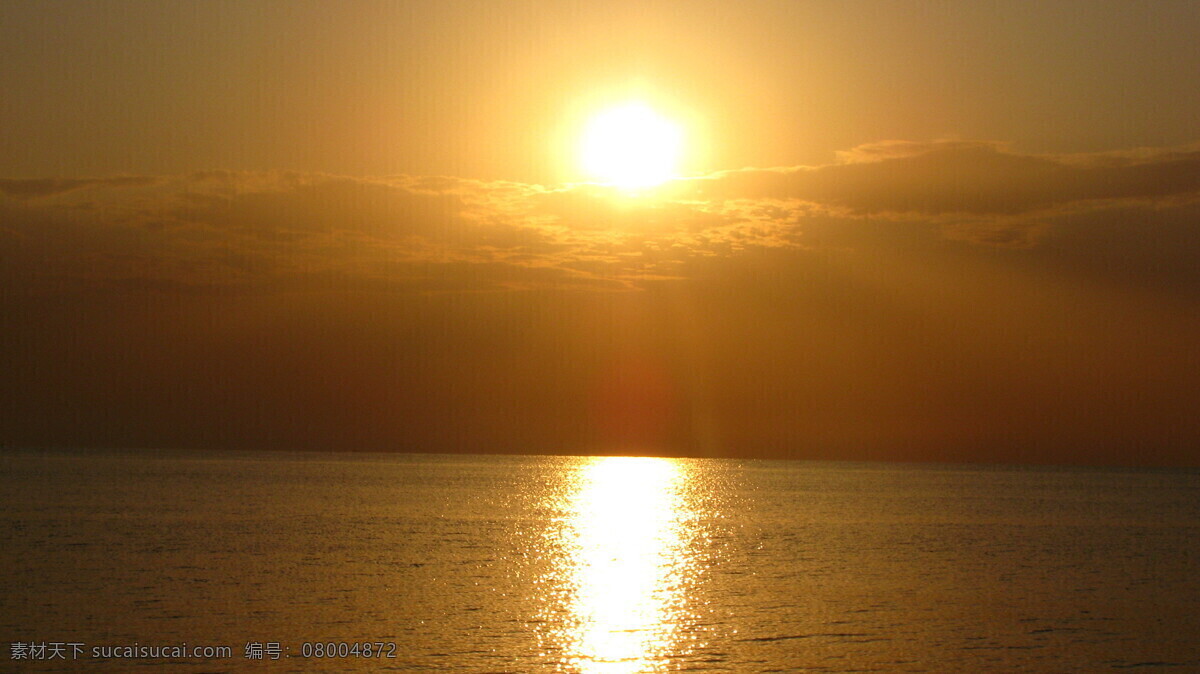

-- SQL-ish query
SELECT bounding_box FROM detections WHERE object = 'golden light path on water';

[556,456,696,673]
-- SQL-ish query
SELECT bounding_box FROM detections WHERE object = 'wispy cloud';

[3,142,1199,460]
[3,141,1198,299]
[698,140,1200,215]
[0,176,160,199]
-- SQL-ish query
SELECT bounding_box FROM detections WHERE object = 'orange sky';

[2,1,1199,465]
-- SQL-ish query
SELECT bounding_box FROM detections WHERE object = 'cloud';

[2,141,1199,302]
[0,176,159,199]
[696,140,1200,216]
[3,143,1199,461]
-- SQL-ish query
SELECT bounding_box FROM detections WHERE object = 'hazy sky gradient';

[3,1,1199,465]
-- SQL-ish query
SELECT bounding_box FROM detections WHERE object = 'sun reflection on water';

[556,456,694,673]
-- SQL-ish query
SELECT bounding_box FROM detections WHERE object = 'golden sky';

[2,1,1199,465]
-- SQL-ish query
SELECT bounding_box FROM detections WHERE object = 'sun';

[580,102,683,189]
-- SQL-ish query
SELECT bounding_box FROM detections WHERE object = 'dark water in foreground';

[2,449,1199,672]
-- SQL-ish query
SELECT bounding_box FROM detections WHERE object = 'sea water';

[1,449,1198,672]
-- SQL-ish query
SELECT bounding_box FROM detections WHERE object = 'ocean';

[2,449,1198,672]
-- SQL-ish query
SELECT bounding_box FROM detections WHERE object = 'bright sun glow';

[580,103,683,189]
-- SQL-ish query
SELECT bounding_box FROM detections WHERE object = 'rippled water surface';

[2,449,1200,671]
